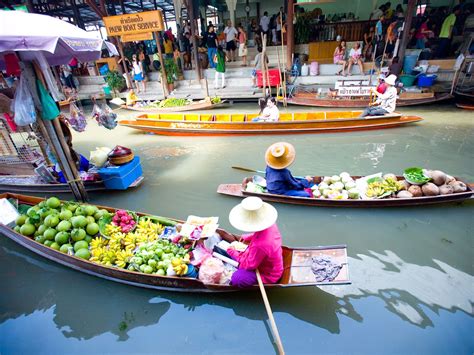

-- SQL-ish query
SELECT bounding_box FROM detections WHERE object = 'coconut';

[439,184,454,195]
[397,190,413,198]
[408,185,422,197]
[430,170,447,186]
[383,173,397,181]
[400,180,410,190]
[422,182,440,196]
[445,174,456,184]
[450,181,467,193]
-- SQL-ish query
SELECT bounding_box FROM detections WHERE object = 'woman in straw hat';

[265,142,314,197]
[223,196,283,288]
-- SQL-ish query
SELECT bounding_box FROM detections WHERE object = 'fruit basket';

[403,167,431,185]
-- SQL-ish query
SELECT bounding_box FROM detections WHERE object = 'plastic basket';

[399,74,417,87]
[417,74,437,87]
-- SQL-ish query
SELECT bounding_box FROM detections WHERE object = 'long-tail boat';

[119,111,422,136]
[286,92,452,108]
[217,177,473,208]
[0,193,350,292]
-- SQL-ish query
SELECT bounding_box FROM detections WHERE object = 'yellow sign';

[103,10,164,37]
[121,32,154,42]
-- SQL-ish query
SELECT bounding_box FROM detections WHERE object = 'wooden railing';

[310,20,374,42]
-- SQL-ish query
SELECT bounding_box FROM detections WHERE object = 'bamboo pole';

[154,31,170,98]
[31,61,88,201]
[280,11,287,106]
[256,270,285,355]
[261,34,267,96]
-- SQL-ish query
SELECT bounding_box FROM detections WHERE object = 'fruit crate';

[98,156,143,190]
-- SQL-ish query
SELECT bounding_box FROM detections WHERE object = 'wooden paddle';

[232,166,304,179]
[256,269,285,355]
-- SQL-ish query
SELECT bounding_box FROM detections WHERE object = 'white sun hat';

[385,74,397,86]
[228,197,278,233]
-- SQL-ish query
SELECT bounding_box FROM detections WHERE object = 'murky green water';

[1,103,473,354]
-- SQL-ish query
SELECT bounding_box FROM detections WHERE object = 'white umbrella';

[0,10,118,65]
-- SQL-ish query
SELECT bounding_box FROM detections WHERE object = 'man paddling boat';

[264,142,314,197]
[360,74,398,117]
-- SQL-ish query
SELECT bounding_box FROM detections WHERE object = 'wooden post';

[187,0,203,83]
[261,34,267,96]
[154,31,170,98]
[286,0,294,71]
[280,11,287,106]
[397,0,417,67]
[115,38,133,90]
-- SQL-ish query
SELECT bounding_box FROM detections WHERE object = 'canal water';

[1,103,473,354]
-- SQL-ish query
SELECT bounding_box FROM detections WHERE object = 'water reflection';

[0,243,170,341]
[2,235,472,342]
[322,250,474,327]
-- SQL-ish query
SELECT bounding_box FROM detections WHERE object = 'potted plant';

[163,58,178,92]
[104,70,125,97]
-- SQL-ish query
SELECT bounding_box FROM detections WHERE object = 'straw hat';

[385,74,397,86]
[229,197,278,233]
[265,142,296,170]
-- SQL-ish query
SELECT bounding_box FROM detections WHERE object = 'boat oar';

[256,269,285,355]
[232,166,266,175]
[232,166,305,180]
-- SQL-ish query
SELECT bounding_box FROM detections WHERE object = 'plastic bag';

[12,74,36,126]
[66,101,87,132]
[92,103,117,130]
[89,147,111,168]
[198,257,224,284]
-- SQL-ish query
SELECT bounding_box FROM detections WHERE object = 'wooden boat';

[456,102,474,110]
[286,92,453,108]
[0,193,350,292]
[0,175,143,194]
[217,177,474,208]
[119,111,422,136]
[120,100,228,113]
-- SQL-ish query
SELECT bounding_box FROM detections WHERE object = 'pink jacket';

[227,223,284,283]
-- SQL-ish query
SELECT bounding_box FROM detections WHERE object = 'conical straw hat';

[229,197,278,233]
[265,142,296,169]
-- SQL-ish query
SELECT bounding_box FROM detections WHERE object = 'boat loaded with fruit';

[0,193,350,292]
[118,96,227,113]
[217,168,473,207]
[0,145,144,194]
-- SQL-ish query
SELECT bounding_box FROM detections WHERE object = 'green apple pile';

[14,197,109,260]
[128,239,190,276]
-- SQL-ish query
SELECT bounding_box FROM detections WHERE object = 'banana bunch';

[136,218,163,242]
[105,223,121,237]
[171,255,190,276]
[115,249,134,268]
[366,178,404,198]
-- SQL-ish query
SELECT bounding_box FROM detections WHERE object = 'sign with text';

[103,10,164,37]
[121,32,154,43]
[337,86,373,97]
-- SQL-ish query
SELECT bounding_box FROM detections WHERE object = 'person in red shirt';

[224,197,284,288]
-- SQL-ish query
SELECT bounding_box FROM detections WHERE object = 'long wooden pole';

[31,62,88,201]
[286,0,294,71]
[261,34,267,96]
[154,31,170,98]
[256,270,285,355]
[115,38,133,90]
[396,0,417,67]
[280,11,287,106]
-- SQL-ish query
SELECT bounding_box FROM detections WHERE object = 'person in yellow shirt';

[163,37,174,59]
[435,5,461,58]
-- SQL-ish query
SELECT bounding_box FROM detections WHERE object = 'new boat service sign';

[103,10,164,37]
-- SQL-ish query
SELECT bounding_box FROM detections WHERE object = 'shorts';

[238,44,247,57]
[134,73,144,81]
[226,40,236,51]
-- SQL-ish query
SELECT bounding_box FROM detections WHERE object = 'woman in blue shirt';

[265,142,314,197]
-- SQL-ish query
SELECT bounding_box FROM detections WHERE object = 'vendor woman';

[225,196,283,288]
[265,142,314,197]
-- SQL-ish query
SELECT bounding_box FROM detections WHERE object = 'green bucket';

[103,85,111,95]
[399,74,416,87]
